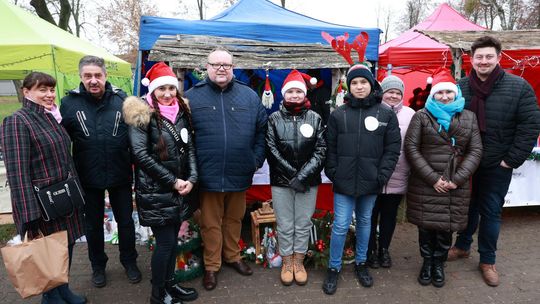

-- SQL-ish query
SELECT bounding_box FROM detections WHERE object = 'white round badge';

[180,128,189,143]
[364,116,379,131]
[299,124,314,138]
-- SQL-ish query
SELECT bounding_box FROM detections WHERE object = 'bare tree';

[97,0,158,64]
[17,0,86,36]
[177,0,238,20]
[517,0,540,28]
[281,0,286,8]
[458,0,533,30]
[398,0,433,32]
[196,0,204,20]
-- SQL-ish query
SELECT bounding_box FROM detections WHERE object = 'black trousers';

[418,227,452,261]
[368,194,403,252]
[151,223,181,287]
[83,184,138,270]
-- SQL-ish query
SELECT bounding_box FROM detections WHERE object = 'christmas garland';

[527,151,540,161]
[305,210,356,269]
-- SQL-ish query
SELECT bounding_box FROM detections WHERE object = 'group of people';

[2,35,539,304]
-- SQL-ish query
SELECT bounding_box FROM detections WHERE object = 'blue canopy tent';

[136,0,381,105]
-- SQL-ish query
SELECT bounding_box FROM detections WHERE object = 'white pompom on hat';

[429,68,458,100]
[281,70,317,96]
[141,62,179,96]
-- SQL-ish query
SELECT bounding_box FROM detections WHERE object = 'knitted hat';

[346,64,375,89]
[141,62,179,96]
[281,70,317,96]
[381,75,404,95]
[429,68,458,100]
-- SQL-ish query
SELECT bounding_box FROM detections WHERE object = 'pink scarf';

[45,104,62,123]
[147,94,180,122]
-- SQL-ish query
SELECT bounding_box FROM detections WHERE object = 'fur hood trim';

[123,96,153,128]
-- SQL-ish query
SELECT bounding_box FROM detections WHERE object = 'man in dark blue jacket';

[185,48,268,291]
[60,56,140,288]
[447,36,540,287]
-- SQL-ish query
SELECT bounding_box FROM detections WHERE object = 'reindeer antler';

[321,32,354,65]
[351,32,369,64]
[321,31,370,65]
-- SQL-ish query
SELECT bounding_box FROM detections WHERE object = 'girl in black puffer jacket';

[267,70,326,286]
[123,62,198,304]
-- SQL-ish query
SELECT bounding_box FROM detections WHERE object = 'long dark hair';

[150,90,193,161]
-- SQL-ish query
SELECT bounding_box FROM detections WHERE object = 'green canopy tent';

[0,0,133,100]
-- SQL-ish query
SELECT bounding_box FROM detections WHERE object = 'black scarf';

[468,65,505,133]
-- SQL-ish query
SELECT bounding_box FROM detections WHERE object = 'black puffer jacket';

[266,107,326,187]
[60,82,132,188]
[458,72,540,169]
[325,93,401,197]
[123,97,198,227]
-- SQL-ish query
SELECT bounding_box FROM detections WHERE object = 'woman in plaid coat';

[1,72,86,304]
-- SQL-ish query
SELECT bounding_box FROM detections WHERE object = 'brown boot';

[280,255,294,286]
[479,263,500,287]
[293,253,307,285]
[447,246,470,261]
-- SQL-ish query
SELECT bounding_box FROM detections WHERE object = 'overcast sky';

[158,0,417,41]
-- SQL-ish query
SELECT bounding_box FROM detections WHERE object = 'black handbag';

[33,174,85,221]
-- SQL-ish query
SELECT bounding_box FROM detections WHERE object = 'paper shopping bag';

[1,230,69,298]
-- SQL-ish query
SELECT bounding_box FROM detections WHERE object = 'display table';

[505,158,540,207]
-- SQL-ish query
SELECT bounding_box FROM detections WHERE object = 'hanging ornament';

[261,68,274,109]
[335,79,345,108]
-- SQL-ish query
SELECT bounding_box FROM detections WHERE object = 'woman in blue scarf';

[404,69,482,288]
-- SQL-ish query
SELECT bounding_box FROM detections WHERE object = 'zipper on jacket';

[76,111,90,136]
[220,91,227,192]
[112,111,121,136]
[355,108,363,196]
[293,115,299,167]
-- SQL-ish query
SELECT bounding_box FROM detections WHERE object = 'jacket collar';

[22,98,47,114]
[202,77,235,92]
[71,81,115,100]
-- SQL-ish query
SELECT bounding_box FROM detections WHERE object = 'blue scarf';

[425,87,465,132]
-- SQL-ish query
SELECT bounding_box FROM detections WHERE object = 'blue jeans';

[454,165,513,265]
[329,193,377,270]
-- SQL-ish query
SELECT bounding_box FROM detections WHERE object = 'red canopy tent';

[377,3,485,103]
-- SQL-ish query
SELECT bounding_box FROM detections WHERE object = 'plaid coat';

[1,99,84,244]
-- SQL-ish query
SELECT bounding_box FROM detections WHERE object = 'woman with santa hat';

[404,68,482,288]
[123,62,198,304]
[322,64,401,295]
[266,70,326,286]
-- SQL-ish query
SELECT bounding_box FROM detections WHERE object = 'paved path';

[1,208,539,304]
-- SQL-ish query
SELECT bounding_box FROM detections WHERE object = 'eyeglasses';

[207,63,233,70]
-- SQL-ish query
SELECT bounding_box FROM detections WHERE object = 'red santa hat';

[141,62,179,96]
[429,68,458,100]
[281,70,317,96]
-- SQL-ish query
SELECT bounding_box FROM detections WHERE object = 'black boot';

[151,285,183,304]
[41,287,67,304]
[165,279,198,302]
[57,284,87,304]
[354,262,374,287]
[379,248,392,268]
[367,250,380,269]
[417,258,432,286]
[322,268,340,295]
[432,259,445,288]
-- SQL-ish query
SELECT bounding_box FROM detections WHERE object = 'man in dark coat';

[184,48,268,291]
[448,36,540,287]
[60,55,140,288]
